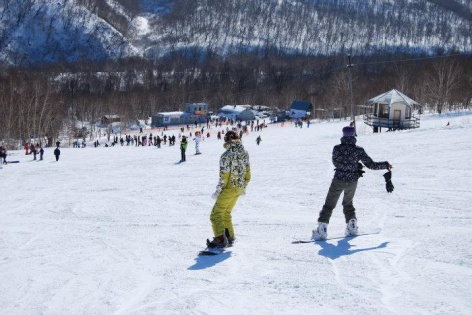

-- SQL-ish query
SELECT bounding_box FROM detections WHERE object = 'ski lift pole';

[347,54,354,122]
[347,54,357,135]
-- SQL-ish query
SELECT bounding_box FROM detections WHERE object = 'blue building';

[289,100,313,119]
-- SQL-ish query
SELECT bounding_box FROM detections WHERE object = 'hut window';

[380,104,389,118]
[405,106,411,119]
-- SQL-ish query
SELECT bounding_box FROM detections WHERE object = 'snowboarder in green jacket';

[207,130,251,248]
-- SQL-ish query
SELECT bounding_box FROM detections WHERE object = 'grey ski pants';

[318,178,358,224]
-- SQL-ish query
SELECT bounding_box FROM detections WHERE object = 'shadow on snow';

[188,251,232,270]
[317,238,389,260]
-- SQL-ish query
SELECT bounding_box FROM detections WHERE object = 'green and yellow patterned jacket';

[215,140,251,194]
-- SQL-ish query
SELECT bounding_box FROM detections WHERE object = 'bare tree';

[325,70,351,120]
[393,64,414,94]
[424,58,462,113]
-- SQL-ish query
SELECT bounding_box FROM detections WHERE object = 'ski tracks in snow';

[363,238,416,313]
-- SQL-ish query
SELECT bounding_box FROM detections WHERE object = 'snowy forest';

[0,0,471,148]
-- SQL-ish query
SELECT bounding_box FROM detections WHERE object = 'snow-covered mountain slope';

[0,0,139,65]
[1,0,471,66]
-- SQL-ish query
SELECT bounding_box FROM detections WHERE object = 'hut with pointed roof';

[363,89,421,132]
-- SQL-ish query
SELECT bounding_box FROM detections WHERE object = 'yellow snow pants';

[210,187,244,237]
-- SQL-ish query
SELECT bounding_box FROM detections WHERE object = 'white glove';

[211,192,219,200]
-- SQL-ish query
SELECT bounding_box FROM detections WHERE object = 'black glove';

[357,162,365,177]
[383,171,394,193]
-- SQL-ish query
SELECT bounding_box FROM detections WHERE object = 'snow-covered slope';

[1,112,471,314]
[0,0,471,66]
[0,0,139,65]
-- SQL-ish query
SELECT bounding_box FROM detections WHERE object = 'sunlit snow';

[1,112,471,314]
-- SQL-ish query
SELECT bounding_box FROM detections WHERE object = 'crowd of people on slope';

[1,117,278,167]
[0,141,60,165]
[88,119,270,151]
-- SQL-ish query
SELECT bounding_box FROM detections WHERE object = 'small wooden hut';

[364,89,421,132]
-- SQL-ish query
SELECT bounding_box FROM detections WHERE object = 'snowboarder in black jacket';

[312,126,392,240]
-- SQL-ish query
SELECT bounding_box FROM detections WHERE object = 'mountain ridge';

[0,0,471,67]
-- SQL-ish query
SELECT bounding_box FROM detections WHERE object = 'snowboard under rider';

[207,130,251,249]
[312,126,393,240]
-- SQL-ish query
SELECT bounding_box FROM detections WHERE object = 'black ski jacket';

[332,136,389,182]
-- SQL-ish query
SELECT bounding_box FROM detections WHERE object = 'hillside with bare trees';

[0,1,471,149]
[1,0,471,66]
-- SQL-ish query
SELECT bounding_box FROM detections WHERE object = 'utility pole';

[347,54,354,121]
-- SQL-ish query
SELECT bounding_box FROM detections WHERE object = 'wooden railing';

[363,114,420,129]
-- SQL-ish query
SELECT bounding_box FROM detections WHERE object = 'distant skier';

[54,145,60,162]
[194,131,202,154]
[311,126,393,240]
[256,135,262,145]
[0,146,7,164]
[31,144,38,160]
[179,136,188,162]
[206,131,251,249]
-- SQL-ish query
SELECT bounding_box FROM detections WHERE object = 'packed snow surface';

[1,112,471,314]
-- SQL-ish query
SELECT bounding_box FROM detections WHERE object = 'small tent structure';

[363,89,421,132]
